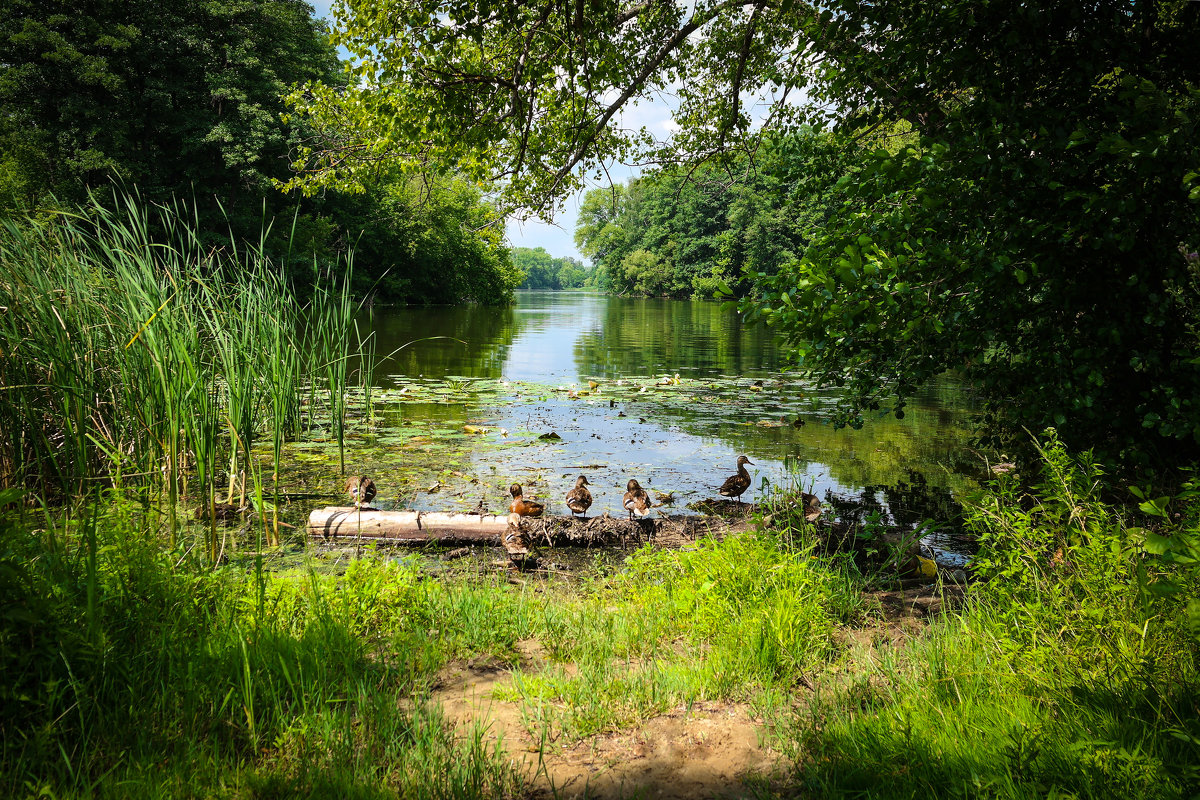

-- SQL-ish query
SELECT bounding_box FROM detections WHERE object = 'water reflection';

[364,291,982,525]
[573,294,784,377]
[370,303,520,379]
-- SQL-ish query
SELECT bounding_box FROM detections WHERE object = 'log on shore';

[307,507,745,548]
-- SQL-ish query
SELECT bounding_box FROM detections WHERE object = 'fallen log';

[307,507,746,548]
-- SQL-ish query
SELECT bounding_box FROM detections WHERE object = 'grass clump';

[0,493,523,799]
[787,431,1200,799]
[498,532,841,739]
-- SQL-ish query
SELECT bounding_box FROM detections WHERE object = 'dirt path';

[431,650,787,799]
[428,581,963,798]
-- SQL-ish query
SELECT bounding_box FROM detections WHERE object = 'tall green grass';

[0,194,369,549]
[786,433,1200,798]
[0,490,522,798]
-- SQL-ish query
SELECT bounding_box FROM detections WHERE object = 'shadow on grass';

[777,672,1200,799]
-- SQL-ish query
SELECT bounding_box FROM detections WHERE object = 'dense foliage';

[317,175,520,304]
[0,0,519,303]
[512,246,595,290]
[746,1,1200,469]
[0,0,335,218]
[575,132,848,297]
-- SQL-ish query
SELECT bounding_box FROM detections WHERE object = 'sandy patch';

[430,644,787,799]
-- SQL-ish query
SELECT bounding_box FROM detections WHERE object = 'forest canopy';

[574,130,849,299]
[0,0,520,304]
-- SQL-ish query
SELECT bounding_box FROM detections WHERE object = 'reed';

[305,255,359,477]
[0,193,366,553]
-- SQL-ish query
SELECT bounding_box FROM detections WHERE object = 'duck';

[503,512,533,559]
[718,456,754,503]
[508,483,545,517]
[565,474,592,518]
[345,475,377,509]
[622,478,651,520]
[802,491,822,522]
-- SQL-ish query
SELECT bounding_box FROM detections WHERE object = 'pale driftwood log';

[308,509,507,545]
[307,507,746,548]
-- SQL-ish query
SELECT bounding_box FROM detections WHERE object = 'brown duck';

[622,478,651,520]
[718,456,754,503]
[565,475,592,517]
[345,475,377,508]
[503,512,533,558]
[508,483,545,517]
[802,491,822,522]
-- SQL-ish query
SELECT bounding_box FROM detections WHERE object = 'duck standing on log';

[508,483,545,517]
[565,475,592,518]
[623,479,651,521]
[345,475,377,509]
[718,456,754,504]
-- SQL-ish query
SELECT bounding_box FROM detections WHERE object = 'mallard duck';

[503,512,533,558]
[565,474,592,518]
[345,475,377,508]
[718,456,754,503]
[508,483,545,517]
[622,478,651,520]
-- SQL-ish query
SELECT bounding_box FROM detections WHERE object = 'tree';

[283,0,816,214]
[286,0,1200,467]
[574,131,847,298]
[746,2,1200,467]
[0,0,339,223]
[320,174,521,304]
[0,1,523,304]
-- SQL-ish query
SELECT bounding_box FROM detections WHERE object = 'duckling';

[508,483,545,517]
[565,475,592,518]
[345,475,377,509]
[718,456,754,504]
[622,479,651,521]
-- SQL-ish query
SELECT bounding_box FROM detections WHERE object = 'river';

[328,291,982,553]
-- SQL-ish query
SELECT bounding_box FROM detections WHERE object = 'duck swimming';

[622,478,651,520]
[718,456,754,504]
[508,483,545,517]
[565,475,592,518]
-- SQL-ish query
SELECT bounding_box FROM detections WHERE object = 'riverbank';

[2,439,1197,799]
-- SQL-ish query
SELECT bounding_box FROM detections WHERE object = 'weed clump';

[791,432,1200,798]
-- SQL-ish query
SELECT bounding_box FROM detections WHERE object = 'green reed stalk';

[355,308,378,426]
[308,255,357,476]
[0,192,357,557]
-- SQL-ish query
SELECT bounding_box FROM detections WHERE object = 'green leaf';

[1143,533,1172,555]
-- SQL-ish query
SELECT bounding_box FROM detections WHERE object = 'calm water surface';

[360,292,981,552]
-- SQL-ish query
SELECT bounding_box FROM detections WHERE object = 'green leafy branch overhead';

[280,0,882,215]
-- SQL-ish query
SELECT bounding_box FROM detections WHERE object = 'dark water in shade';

[358,291,983,560]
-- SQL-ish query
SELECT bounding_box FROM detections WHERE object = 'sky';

[306,0,672,263]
